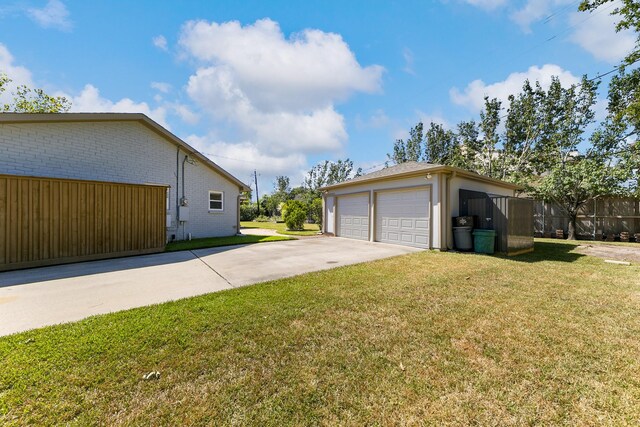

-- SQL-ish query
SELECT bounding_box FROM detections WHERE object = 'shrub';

[309,198,323,229]
[240,203,258,221]
[254,215,271,222]
[282,200,308,230]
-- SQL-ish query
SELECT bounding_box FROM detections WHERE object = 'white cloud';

[0,43,35,104]
[178,18,384,179]
[150,81,172,93]
[171,103,200,125]
[27,0,71,31]
[152,35,168,51]
[0,43,34,85]
[462,0,508,10]
[179,18,383,111]
[65,84,169,129]
[450,64,580,111]
[568,10,636,63]
[355,109,390,130]
[185,134,307,181]
[509,0,567,33]
[402,47,416,75]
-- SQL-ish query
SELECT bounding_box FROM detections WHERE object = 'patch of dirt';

[576,244,640,263]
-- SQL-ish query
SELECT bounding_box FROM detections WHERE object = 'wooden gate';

[0,174,167,271]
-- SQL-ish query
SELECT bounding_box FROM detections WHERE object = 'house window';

[209,191,223,211]
[166,188,170,211]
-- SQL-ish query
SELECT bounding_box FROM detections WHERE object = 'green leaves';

[1,74,71,113]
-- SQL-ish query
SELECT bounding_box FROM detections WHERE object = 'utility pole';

[254,170,260,215]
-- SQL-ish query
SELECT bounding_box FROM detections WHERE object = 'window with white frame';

[209,191,223,211]
[166,188,170,211]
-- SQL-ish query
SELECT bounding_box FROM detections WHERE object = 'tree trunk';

[567,215,577,240]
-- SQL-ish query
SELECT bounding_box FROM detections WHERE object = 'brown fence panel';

[0,174,167,271]
[534,198,640,239]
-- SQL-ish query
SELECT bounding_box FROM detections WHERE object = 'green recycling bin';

[473,229,496,254]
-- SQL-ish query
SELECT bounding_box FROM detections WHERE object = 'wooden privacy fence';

[0,174,167,272]
[534,197,640,240]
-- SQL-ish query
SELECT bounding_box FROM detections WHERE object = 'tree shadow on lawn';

[500,241,586,264]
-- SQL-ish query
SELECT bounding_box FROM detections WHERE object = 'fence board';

[0,174,167,271]
[534,198,640,239]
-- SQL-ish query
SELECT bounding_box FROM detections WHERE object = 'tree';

[387,122,424,164]
[477,97,502,178]
[304,159,361,193]
[282,200,308,230]
[453,120,481,170]
[579,1,639,146]
[309,198,323,229]
[536,157,631,239]
[1,74,71,113]
[423,122,456,164]
[274,176,290,194]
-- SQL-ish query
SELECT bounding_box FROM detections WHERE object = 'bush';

[309,198,323,229]
[240,203,258,221]
[282,200,308,230]
[254,215,271,222]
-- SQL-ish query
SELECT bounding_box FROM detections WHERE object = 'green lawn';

[241,221,320,236]
[165,234,293,252]
[2,241,640,425]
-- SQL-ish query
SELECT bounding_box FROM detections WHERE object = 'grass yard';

[241,220,320,236]
[2,240,640,425]
[165,234,293,252]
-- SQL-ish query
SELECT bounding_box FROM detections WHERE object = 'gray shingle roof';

[336,161,440,186]
[321,161,523,191]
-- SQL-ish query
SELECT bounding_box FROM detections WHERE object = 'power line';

[200,152,263,165]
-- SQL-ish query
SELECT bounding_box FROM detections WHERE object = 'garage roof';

[0,112,250,191]
[320,161,523,191]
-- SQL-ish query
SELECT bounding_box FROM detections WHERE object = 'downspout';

[237,191,242,235]
[444,171,454,250]
[321,192,326,234]
[175,146,180,239]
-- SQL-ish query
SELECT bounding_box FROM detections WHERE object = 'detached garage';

[321,162,532,253]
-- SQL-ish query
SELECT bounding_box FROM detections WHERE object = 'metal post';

[254,170,260,216]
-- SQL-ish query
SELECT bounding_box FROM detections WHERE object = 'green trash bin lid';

[472,229,496,236]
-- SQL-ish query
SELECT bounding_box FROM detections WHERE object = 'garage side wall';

[325,175,441,248]
[0,122,240,240]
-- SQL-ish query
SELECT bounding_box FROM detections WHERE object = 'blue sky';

[0,0,635,191]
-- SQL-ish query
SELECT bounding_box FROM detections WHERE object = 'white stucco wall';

[0,121,241,240]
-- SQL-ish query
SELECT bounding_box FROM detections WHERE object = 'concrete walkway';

[0,238,421,336]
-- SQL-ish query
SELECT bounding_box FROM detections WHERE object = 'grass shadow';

[502,241,586,264]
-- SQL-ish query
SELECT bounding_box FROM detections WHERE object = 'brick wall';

[0,121,241,240]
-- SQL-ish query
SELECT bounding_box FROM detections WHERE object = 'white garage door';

[337,194,369,240]
[376,188,430,248]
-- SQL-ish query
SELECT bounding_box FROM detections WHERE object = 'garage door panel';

[337,194,369,241]
[375,188,430,249]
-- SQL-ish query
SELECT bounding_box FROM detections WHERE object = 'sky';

[0,0,636,193]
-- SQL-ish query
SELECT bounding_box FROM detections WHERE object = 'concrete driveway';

[0,238,421,336]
